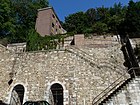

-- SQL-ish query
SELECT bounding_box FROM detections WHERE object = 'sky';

[49,0,139,22]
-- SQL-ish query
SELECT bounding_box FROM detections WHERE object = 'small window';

[52,14,55,18]
[52,23,54,27]
[8,79,13,85]
[59,25,61,29]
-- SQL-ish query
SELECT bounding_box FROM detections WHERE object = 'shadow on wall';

[0,100,8,105]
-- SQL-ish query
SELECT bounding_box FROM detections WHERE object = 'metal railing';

[92,67,140,105]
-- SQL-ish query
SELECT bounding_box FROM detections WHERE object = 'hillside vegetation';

[0,0,140,53]
[62,1,140,38]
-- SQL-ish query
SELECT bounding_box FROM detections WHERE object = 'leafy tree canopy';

[0,0,49,43]
[63,1,140,37]
[92,22,108,35]
[1,0,140,51]
[125,0,140,37]
[0,0,15,38]
[63,12,88,34]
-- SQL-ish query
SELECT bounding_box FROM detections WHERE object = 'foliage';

[63,12,88,34]
[63,1,140,37]
[92,22,108,35]
[83,28,94,34]
[26,29,41,51]
[109,2,123,16]
[26,29,73,51]
[96,6,109,22]
[85,8,96,26]
[1,0,140,51]
[11,0,49,42]
[107,2,127,35]
[107,15,123,34]
[0,0,15,38]
[125,0,140,37]
[0,0,49,44]
[63,3,124,35]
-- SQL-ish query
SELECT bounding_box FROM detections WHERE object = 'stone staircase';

[66,45,126,75]
[98,67,140,105]
[65,45,130,105]
[92,67,140,105]
[101,75,140,105]
[99,78,132,105]
[92,73,132,105]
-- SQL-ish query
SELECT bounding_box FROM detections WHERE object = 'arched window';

[51,83,63,105]
[10,84,24,105]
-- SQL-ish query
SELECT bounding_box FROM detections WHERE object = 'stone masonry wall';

[0,36,130,105]
[0,44,15,101]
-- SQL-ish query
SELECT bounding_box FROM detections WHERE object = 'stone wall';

[0,36,130,105]
[0,44,15,101]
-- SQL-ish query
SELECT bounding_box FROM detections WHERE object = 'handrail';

[92,67,140,105]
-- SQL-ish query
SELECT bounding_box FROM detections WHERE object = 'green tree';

[107,15,123,34]
[107,2,127,34]
[125,0,140,37]
[92,22,108,35]
[26,29,41,51]
[0,0,15,38]
[0,0,49,44]
[9,0,49,43]
[109,2,123,16]
[63,12,88,33]
[85,8,96,26]
[96,6,109,22]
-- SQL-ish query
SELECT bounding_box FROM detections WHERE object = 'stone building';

[35,7,66,36]
[1,35,140,105]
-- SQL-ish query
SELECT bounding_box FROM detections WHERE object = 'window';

[59,25,61,29]
[52,23,54,27]
[51,83,63,105]
[52,14,55,18]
